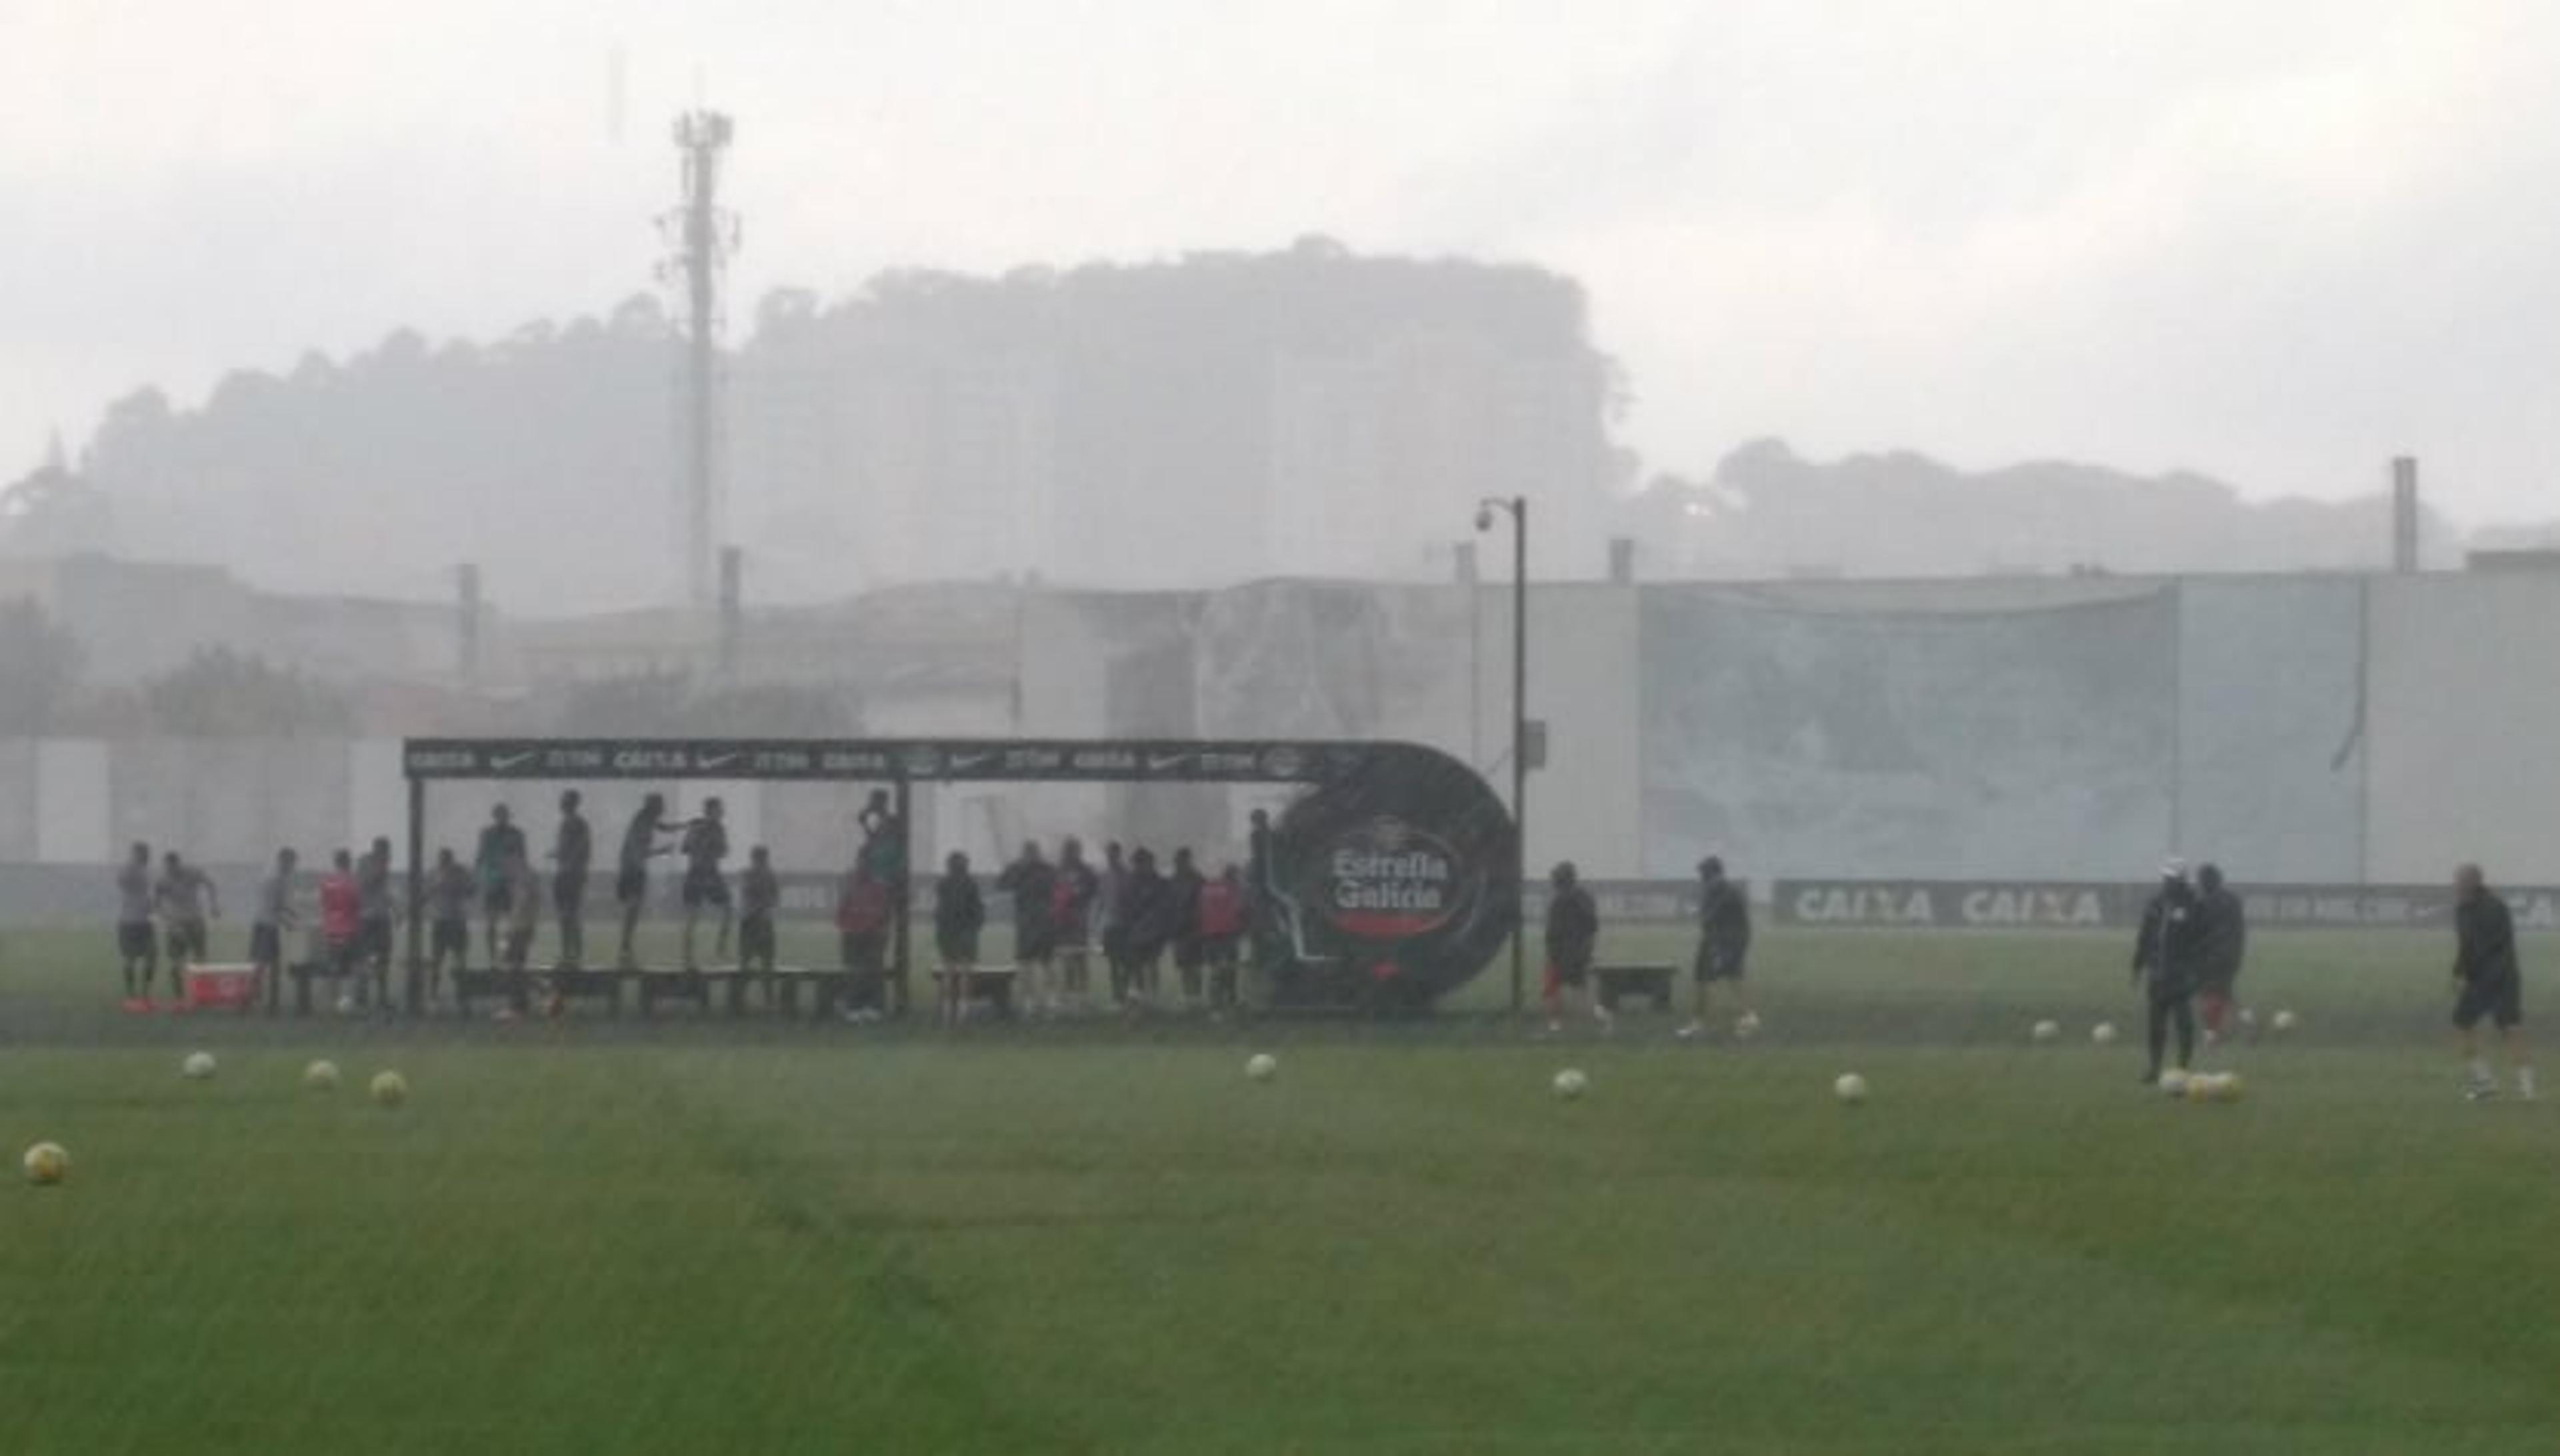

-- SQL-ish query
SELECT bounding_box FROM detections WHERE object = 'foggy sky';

[9,0,2559,526]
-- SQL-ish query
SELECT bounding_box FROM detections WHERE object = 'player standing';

[251,847,299,1013]
[1543,861,1606,1035]
[427,847,472,1000]
[997,841,1057,1015]
[2194,863,2248,1045]
[317,850,362,1004]
[1169,848,1208,1010]
[357,837,396,1011]
[615,793,675,969]
[678,797,732,971]
[1681,856,1752,1038]
[1053,837,1099,1006]
[1199,864,1247,1011]
[737,845,780,978]
[551,790,593,969]
[473,805,525,971]
[2131,859,2205,1085]
[2451,863,2534,1101]
[935,850,985,975]
[155,851,218,976]
[115,841,157,1005]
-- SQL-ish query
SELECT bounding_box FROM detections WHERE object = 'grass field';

[3,925,2554,1453]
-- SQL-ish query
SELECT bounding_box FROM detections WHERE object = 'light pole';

[1476,495,1528,1017]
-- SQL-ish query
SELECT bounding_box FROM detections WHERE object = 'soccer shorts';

[1695,943,1747,982]
[166,921,209,965]
[737,915,775,965]
[359,917,394,963]
[118,921,155,960]
[1544,957,1591,996]
[249,923,283,966]
[937,929,981,966]
[482,884,514,919]
[1017,925,1057,964]
[616,867,649,907]
[431,918,467,962]
[2454,975,2523,1031]
[681,869,731,910]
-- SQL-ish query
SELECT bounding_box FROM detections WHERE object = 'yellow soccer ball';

[23,1141,69,1185]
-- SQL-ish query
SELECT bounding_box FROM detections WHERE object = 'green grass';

[1,927,2553,1453]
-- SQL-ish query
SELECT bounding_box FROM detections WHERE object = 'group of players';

[932,829,1267,1019]
[111,789,1285,1020]
[2131,857,2532,1099]
[1539,854,1754,1037]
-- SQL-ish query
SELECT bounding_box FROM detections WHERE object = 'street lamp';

[1476,495,1528,1017]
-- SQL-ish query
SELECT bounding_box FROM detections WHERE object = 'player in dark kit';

[551,790,593,969]
[997,841,1057,1013]
[251,847,298,1013]
[2450,863,2534,1101]
[2193,863,2247,1045]
[615,794,676,968]
[2131,859,2206,1084]
[679,798,732,971]
[935,852,985,973]
[427,847,473,1001]
[1681,856,1752,1037]
[115,841,157,1003]
[1542,861,1606,1035]
[1168,848,1207,1009]
[357,838,397,1011]
[473,805,525,971]
[737,846,779,977]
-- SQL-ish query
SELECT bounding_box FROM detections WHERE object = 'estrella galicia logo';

[1260,747,1309,781]
[898,746,944,778]
[1321,817,1465,939]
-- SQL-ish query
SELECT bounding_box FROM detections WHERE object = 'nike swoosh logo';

[948,752,994,771]
[1147,755,1191,773]
[491,752,537,771]
[697,755,740,771]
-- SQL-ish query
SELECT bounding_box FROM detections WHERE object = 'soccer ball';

[303,1059,341,1092]
[1552,1068,1589,1100]
[22,1141,68,1185]
[2031,1019,2061,1044]
[1733,1011,1762,1039]
[181,1051,217,1081]
[2091,1022,2119,1046]
[2159,1069,2191,1097]
[2270,1009,2297,1034]
[2236,1006,2258,1031]
[369,1071,409,1108]
[2183,1072,2219,1101]
[1833,1073,1869,1105]
[2215,1072,2246,1102]
[1245,1053,1277,1083]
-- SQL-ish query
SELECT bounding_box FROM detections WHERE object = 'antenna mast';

[659,109,737,610]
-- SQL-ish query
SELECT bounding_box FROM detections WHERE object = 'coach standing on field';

[2131,859,2204,1085]
[2451,864,2534,1102]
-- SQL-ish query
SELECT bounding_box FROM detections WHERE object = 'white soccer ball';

[369,1070,409,1108]
[1552,1068,1589,1100]
[2091,1021,2119,1046]
[23,1141,69,1185]
[2159,1069,2191,1097]
[303,1059,341,1092]
[1833,1072,1869,1105]
[181,1051,217,1081]
[2031,1019,2061,1044]
[2236,1006,2258,1030]
[1733,1011,1762,1039]
[1245,1053,1278,1083]
[2270,1009,2297,1034]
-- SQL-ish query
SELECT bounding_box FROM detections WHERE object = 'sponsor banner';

[403,738,1367,785]
[1775,880,2560,931]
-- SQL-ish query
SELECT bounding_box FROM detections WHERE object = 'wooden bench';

[1595,962,1680,1013]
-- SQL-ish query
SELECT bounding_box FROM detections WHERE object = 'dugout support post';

[404,776,426,1013]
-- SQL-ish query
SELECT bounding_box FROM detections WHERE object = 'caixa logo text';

[1322,818,1465,939]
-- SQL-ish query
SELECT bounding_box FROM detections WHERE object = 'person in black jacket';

[1542,861,1605,1034]
[1119,848,1173,1005]
[2193,863,2247,1045]
[1681,856,1753,1038]
[935,853,985,974]
[2131,859,2207,1084]
[1168,848,1207,1007]
[995,841,1057,1013]
[2451,863,2533,1101]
